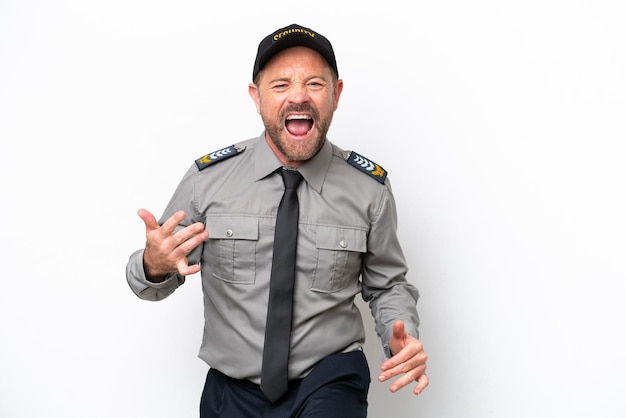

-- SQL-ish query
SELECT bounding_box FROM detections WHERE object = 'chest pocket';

[205,216,258,284]
[311,225,367,293]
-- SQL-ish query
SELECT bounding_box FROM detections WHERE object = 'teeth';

[286,114,311,120]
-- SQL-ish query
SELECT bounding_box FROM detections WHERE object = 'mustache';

[282,104,319,120]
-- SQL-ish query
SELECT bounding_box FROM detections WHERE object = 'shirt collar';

[252,132,332,194]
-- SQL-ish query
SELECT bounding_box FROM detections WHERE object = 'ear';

[248,83,261,114]
[333,79,344,111]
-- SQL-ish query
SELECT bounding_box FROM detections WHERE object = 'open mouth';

[285,114,313,136]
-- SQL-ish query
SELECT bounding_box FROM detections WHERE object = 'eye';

[307,80,325,90]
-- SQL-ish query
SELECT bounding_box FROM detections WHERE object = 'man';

[126,23,428,417]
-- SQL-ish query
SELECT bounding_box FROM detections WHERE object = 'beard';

[261,103,333,163]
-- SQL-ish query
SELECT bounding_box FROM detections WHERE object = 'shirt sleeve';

[360,183,420,355]
[126,249,186,301]
[125,164,201,301]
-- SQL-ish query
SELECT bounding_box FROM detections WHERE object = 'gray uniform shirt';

[126,133,420,384]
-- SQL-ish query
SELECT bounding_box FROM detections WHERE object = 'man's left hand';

[378,320,429,395]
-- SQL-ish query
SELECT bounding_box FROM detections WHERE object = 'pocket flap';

[315,225,367,252]
[206,216,259,240]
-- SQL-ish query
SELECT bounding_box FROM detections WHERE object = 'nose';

[287,82,310,104]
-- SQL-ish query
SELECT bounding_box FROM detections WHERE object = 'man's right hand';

[138,208,209,282]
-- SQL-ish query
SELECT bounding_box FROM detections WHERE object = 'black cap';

[252,24,338,81]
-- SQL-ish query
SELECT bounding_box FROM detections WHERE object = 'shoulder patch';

[195,145,245,171]
[346,151,388,184]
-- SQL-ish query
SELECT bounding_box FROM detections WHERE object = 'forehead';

[261,46,331,77]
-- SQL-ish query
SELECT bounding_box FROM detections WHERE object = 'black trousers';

[200,350,370,418]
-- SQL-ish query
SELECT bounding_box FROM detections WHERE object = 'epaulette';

[346,151,388,184]
[195,145,245,171]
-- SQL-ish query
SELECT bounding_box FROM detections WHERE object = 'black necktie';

[261,168,303,403]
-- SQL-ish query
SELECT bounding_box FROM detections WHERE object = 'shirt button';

[226,229,233,237]
[339,240,347,248]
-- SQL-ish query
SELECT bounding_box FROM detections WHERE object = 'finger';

[176,258,202,276]
[380,349,409,374]
[171,222,208,250]
[159,210,188,236]
[379,358,426,383]
[387,372,413,393]
[381,335,422,372]
[174,221,206,243]
[414,374,429,395]
[386,365,427,393]
[385,320,409,363]
[137,208,159,231]
[392,320,406,340]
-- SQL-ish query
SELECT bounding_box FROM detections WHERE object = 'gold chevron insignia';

[198,155,212,165]
[372,164,386,177]
[195,145,245,171]
[346,151,388,184]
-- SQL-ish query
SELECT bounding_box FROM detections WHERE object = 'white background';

[1,1,625,417]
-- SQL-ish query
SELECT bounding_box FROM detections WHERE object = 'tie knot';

[279,169,303,190]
